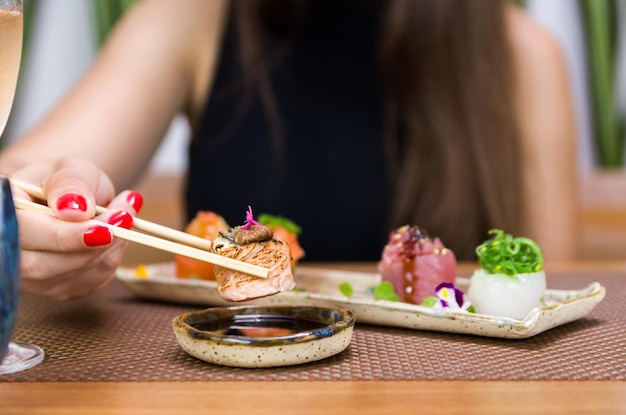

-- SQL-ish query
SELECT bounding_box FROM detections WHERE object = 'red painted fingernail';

[107,210,134,229]
[126,191,143,213]
[57,193,87,212]
[83,225,112,246]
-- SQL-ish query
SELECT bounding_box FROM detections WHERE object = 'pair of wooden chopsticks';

[8,178,269,279]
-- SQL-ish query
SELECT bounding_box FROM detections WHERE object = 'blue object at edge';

[0,177,20,361]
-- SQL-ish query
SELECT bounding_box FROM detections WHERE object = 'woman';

[0,0,579,299]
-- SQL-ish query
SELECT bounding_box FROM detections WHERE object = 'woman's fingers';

[20,241,128,300]
[8,158,147,300]
[18,209,110,252]
[16,190,143,300]
[44,160,116,220]
[17,207,131,300]
[11,158,116,221]
[102,189,144,216]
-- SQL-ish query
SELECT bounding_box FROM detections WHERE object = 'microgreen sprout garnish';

[372,281,400,302]
[475,229,544,278]
[339,282,354,297]
[421,282,475,312]
[421,296,438,307]
[240,205,260,230]
[258,214,302,235]
[344,281,399,300]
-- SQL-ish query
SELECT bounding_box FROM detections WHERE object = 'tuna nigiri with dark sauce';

[378,225,457,304]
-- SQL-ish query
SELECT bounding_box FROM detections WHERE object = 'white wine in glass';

[0,0,22,134]
[0,0,44,375]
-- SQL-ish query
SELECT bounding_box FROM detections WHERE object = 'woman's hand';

[10,158,143,300]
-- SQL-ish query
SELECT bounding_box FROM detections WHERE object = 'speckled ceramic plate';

[172,306,355,368]
[117,263,606,339]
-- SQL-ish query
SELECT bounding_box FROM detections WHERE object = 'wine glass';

[0,0,44,375]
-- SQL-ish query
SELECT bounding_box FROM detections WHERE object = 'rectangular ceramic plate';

[116,263,606,339]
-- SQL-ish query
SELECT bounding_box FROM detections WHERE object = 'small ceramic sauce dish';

[172,305,355,368]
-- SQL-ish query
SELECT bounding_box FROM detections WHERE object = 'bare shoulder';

[504,5,569,88]
[505,5,563,60]
[504,4,577,163]
[504,5,574,144]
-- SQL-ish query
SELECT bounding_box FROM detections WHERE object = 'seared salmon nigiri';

[211,206,295,302]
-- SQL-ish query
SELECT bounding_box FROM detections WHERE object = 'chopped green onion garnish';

[475,229,543,277]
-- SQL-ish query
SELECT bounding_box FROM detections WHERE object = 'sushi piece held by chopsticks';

[8,178,269,279]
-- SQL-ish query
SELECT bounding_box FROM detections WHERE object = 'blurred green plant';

[579,0,625,168]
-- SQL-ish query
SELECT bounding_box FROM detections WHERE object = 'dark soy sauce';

[191,315,328,337]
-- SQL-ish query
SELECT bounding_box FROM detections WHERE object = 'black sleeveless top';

[186,1,392,261]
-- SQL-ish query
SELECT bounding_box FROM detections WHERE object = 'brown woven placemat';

[2,270,624,382]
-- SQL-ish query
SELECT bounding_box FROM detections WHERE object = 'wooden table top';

[2,381,626,415]
[2,261,626,415]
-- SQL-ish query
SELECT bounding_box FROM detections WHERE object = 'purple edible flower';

[240,205,260,230]
[434,282,471,311]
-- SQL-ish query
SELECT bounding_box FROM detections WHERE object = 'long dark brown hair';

[233,0,521,259]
